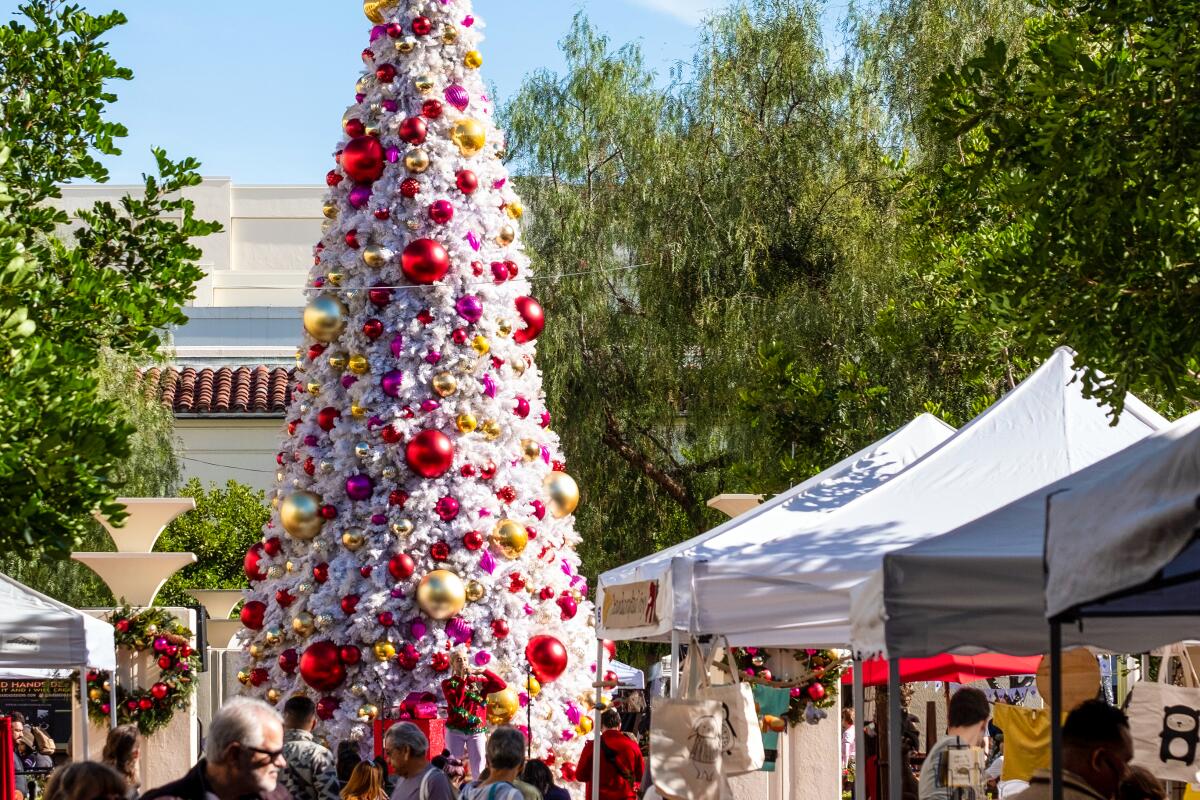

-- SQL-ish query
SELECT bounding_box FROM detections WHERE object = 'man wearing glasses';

[143,698,292,800]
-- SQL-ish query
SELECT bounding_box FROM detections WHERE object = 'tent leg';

[670,629,681,698]
[853,658,866,800]
[79,665,89,758]
[1050,621,1064,800]
[593,631,604,797]
[109,674,117,729]
[888,659,902,800]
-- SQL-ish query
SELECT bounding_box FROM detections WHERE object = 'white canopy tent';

[687,348,1162,648]
[596,413,956,641]
[609,660,646,690]
[849,381,1168,659]
[0,572,115,670]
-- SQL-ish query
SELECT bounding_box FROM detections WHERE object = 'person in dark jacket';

[141,698,291,800]
[520,760,569,800]
[576,709,644,800]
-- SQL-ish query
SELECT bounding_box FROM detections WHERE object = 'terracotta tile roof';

[140,366,295,415]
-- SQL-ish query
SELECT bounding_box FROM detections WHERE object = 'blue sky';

[0,0,774,184]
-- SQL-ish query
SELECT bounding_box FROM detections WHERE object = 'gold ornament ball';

[348,354,370,375]
[506,201,524,220]
[510,358,527,376]
[357,704,379,721]
[350,404,368,418]
[381,466,397,480]
[486,688,520,725]
[315,614,333,630]
[441,25,458,44]
[326,272,344,286]
[88,687,103,702]
[497,319,513,337]
[363,245,393,268]
[544,471,580,518]
[471,335,490,355]
[249,643,265,659]
[490,519,528,559]
[481,419,502,441]
[464,50,483,69]
[307,382,322,395]
[521,439,541,461]
[456,413,478,434]
[373,640,397,661]
[281,491,324,540]
[576,716,594,735]
[328,354,347,371]
[322,203,338,220]
[304,295,348,343]
[415,570,466,620]
[363,0,393,24]
[285,560,296,573]
[451,119,487,157]
[351,683,368,698]
[391,518,414,537]
[413,73,435,94]
[355,442,371,459]
[497,224,517,246]
[465,580,486,602]
[237,670,251,686]
[266,565,283,579]
[526,676,541,697]
[342,528,367,551]
[264,626,284,645]
[292,612,315,637]
[431,371,458,397]
[267,688,282,703]
[396,36,417,54]
[404,149,431,173]
[355,77,370,96]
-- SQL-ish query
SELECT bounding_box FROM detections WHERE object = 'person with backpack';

[459,727,529,800]
[576,709,643,800]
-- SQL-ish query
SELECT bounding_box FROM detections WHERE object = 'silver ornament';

[381,466,398,480]
[355,442,371,459]
[319,460,335,474]
[266,565,284,580]
[296,581,313,594]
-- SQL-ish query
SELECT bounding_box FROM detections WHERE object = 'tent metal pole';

[109,673,117,729]
[1050,621,1064,800]
[853,657,866,800]
[593,628,604,797]
[670,629,680,698]
[78,665,89,758]
[888,659,902,800]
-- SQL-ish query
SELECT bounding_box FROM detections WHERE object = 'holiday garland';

[84,606,201,735]
[732,647,843,725]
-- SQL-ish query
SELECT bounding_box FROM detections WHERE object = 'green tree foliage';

[910,0,1200,416]
[0,0,219,556]
[504,2,1019,582]
[154,479,270,611]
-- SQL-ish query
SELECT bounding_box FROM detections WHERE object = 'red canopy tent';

[842,653,1043,687]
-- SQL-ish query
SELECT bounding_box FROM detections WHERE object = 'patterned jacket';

[281,729,341,800]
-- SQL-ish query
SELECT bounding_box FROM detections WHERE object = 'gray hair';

[486,726,526,770]
[383,722,428,757]
[207,697,281,762]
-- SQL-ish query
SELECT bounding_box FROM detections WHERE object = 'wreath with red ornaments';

[84,606,201,735]
[732,646,842,725]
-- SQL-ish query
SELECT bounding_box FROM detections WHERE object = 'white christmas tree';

[239,0,597,780]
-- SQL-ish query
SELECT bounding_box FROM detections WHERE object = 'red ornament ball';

[456,170,478,194]
[341,136,385,183]
[263,536,283,556]
[369,284,393,306]
[362,318,384,339]
[411,16,432,35]
[405,429,454,477]
[313,563,330,583]
[339,645,362,666]
[389,490,409,507]
[340,594,360,614]
[381,425,403,444]
[278,648,299,674]
[249,669,269,688]
[513,296,545,344]
[431,652,450,672]
[491,619,510,638]
[299,641,346,692]
[344,118,366,138]
[317,406,341,432]
[463,530,484,551]
[378,611,395,627]
[421,99,443,119]
[316,696,340,721]
[431,541,451,561]
[401,239,451,284]
[325,170,343,187]
[240,600,266,630]
[388,553,416,580]
[319,504,338,520]
[275,589,295,608]
[139,698,153,711]
[429,200,454,225]
[807,682,826,701]
[157,655,173,670]
[398,117,427,145]
[603,640,618,660]
[525,635,569,683]
[435,496,460,521]
[375,63,397,83]
[244,544,267,582]
[115,619,130,633]
[400,178,421,198]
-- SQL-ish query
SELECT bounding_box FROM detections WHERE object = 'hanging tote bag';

[1127,645,1200,783]
[693,640,766,775]
[650,641,730,800]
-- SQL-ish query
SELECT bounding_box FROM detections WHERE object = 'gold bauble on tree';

[303,295,348,343]
[490,519,528,559]
[486,688,520,725]
[88,688,103,702]
[373,641,397,661]
[464,50,483,69]
[416,570,466,620]
[267,688,282,703]
[431,372,458,397]
[451,119,487,157]
[497,224,517,246]
[363,245,393,268]
[544,471,580,518]
[348,354,370,375]
[481,419,502,440]
[292,612,315,637]
[281,491,324,540]
[363,0,393,23]
[465,580,486,602]
[342,529,366,551]
[405,149,431,173]
[456,413,478,434]
[521,439,541,461]
[357,704,379,721]
[526,676,541,698]
[413,74,435,94]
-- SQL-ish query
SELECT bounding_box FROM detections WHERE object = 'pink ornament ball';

[345,474,374,501]
[348,185,372,208]
[444,84,469,111]
[429,200,454,224]
[455,295,483,323]
[381,370,404,397]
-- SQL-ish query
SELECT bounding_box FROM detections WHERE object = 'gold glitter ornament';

[481,419,502,440]
[351,683,368,698]
[237,670,251,686]
[405,149,431,173]
[348,354,370,375]
[285,560,296,573]
[456,413,478,433]
[431,372,458,397]
[373,641,397,661]
[315,614,333,630]
[363,0,393,24]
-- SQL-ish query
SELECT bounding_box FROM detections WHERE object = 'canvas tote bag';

[1127,645,1200,783]
[693,640,766,775]
[650,641,730,800]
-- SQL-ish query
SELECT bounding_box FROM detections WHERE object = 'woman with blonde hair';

[43,762,128,800]
[339,761,387,800]
[101,724,142,799]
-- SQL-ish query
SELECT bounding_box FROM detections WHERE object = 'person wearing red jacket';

[577,708,644,800]
[441,649,506,779]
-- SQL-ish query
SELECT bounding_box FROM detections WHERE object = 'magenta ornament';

[436,496,460,521]
[420,399,440,412]
[531,500,546,520]
[303,435,319,447]
[381,370,404,397]
[348,185,372,208]
[346,474,374,501]
[444,84,469,111]
[389,334,404,357]
[386,145,401,162]
[482,374,497,398]
[565,703,582,725]
[557,595,578,620]
[429,200,454,224]
[519,692,529,707]
[474,651,491,666]
[371,513,388,525]
[514,396,530,417]
[480,550,496,574]
[369,24,387,41]
[410,619,427,639]
[425,351,442,364]
[341,375,358,389]
[466,231,481,251]
[446,617,473,645]
[456,295,483,323]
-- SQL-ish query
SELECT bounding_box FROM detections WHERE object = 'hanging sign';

[601,580,660,630]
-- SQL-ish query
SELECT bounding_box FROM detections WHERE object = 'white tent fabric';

[849,381,1168,659]
[596,414,955,641]
[609,659,646,689]
[691,348,1164,649]
[0,572,116,670]
[1045,410,1200,632]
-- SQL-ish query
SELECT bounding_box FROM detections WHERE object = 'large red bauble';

[150,682,169,700]
[240,600,266,630]
[388,553,416,580]
[244,543,266,582]
[398,117,427,145]
[513,296,545,344]
[525,635,568,683]
[278,648,299,674]
[341,136,385,183]
[401,239,450,284]
[340,594,360,614]
[405,429,454,477]
[317,406,340,432]
[316,696,340,721]
[299,641,346,692]
[456,170,478,194]
[491,619,510,638]
[807,682,826,701]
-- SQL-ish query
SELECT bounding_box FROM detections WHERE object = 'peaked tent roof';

[596,414,956,641]
[1044,410,1200,648]
[850,388,1167,659]
[690,348,1167,649]
[0,572,115,670]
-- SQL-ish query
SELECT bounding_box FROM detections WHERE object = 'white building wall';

[176,418,285,493]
